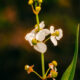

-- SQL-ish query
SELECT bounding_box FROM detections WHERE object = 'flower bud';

[52,61,58,67]
[38,0,42,3]
[36,6,41,14]
[50,70,58,78]
[25,65,29,70]
[49,63,54,69]
[28,0,33,5]
[25,65,34,74]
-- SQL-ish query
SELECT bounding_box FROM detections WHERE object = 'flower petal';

[25,32,36,46]
[50,26,55,34]
[35,21,45,29]
[34,42,47,53]
[39,21,45,29]
[50,36,57,46]
[49,63,54,70]
[56,29,63,40]
[42,29,50,36]
[36,30,45,41]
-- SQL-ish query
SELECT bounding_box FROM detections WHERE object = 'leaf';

[61,24,79,80]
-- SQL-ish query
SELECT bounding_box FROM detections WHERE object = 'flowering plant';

[25,0,79,80]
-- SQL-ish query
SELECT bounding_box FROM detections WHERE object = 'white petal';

[50,36,57,46]
[25,32,36,46]
[36,30,45,41]
[42,29,50,36]
[31,29,36,34]
[50,26,55,34]
[34,42,47,53]
[25,32,35,40]
[39,21,45,29]
[35,21,45,29]
[56,29,63,40]
[28,40,33,46]
[25,33,31,40]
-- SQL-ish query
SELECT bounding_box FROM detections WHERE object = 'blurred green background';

[0,0,80,80]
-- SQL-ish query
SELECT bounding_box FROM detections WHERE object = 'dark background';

[0,0,80,80]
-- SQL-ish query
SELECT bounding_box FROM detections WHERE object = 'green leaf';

[61,24,79,80]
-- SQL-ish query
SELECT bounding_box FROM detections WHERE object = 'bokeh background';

[0,0,80,80]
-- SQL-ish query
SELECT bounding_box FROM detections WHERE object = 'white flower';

[34,42,47,53]
[36,29,50,41]
[25,30,47,53]
[50,26,63,46]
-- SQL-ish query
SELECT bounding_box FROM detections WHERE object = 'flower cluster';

[25,21,63,53]
[48,61,58,80]
[25,0,63,80]
[28,0,42,15]
[25,61,58,80]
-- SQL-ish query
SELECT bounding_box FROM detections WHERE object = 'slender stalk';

[35,2,45,79]
[36,14,40,30]
[35,2,40,31]
[33,70,43,79]
[44,36,50,43]
[45,68,50,76]
[41,53,45,78]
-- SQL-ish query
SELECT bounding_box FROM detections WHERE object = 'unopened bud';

[52,61,58,67]
[28,0,33,5]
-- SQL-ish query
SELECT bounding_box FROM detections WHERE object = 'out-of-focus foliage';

[61,25,79,80]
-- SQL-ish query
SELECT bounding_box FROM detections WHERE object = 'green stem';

[44,36,50,43]
[33,70,43,79]
[35,2,45,79]
[36,14,40,31]
[45,68,50,76]
[35,2,40,31]
[41,53,45,78]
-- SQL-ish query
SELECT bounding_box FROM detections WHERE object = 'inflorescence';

[25,0,63,80]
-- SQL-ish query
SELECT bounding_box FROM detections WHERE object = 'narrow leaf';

[61,24,79,80]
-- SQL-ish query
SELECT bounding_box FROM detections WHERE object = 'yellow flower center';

[55,31,59,36]
[32,39,37,45]
[52,31,59,36]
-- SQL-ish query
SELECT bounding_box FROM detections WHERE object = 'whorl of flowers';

[25,21,63,53]
[25,0,63,80]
